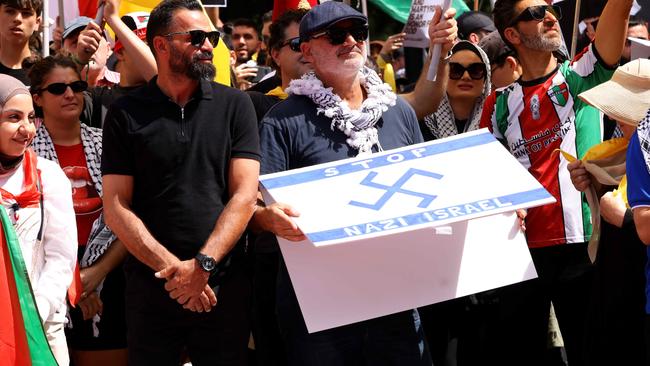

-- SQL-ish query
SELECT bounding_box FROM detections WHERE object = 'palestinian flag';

[0,206,57,365]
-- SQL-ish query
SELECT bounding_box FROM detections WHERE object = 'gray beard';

[519,31,562,52]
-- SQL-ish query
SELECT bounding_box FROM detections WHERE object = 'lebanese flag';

[0,205,56,365]
[273,0,318,20]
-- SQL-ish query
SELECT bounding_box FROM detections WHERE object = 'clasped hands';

[155,259,218,313]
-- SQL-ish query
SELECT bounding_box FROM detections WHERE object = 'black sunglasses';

[37,80,88,95]
[449,62,486,80]
[281,37,301,52]
[509,5,562,26]
[164,30,221,47]
[311,24,369,45]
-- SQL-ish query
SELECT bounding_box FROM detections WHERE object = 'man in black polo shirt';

[101,0,260,364]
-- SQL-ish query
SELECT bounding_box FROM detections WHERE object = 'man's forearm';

[105,15,157,81]
[401,52,449,120]
[594,0,634,66]
[105,202,178,272]
[92,239,128,276]
[200,192,257,263]
[633,207,650,245]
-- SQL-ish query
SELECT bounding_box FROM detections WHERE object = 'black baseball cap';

[478,30,513,65]
[457,11,496,39]
[299,1,367,42]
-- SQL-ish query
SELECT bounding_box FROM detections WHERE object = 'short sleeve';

[564,44,616,96]
[231,92,261,161]
[626,131,650,209]
[101,105,135,176]
[259,116,290,175]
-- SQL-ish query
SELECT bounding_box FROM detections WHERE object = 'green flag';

[0,204,58,366]
[370,0,470,23]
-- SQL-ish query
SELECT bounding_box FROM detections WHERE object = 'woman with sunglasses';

[29,55,128,366]
[0,75,77,365]
[421,41,491,141]
[417,40,493,365]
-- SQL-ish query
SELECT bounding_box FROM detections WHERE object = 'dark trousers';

[125,262,251,366]
[419,292,500,366]
[250,250,287,366]
[276,259,432,366]
[484,243,593,366]
[584,221,647,366]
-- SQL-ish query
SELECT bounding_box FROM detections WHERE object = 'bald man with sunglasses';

[478,0,633,365]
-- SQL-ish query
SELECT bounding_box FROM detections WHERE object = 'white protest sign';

[403,0,443,48]
[261,129,554,246]
[630,37,650,61]
[272,212,537,333]
[259,129,555,333]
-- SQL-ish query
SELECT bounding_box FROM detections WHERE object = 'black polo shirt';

[102,77,260,273]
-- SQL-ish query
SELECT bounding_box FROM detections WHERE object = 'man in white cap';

[568,58,650,366]
[252,2,456,365]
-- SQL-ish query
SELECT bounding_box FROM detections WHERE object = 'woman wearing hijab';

[29,54,128,366]
[417,40,493,366]
[420,41,491,141]
[0,74,77,365]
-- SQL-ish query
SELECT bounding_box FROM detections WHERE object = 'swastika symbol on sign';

[349,168,443,211]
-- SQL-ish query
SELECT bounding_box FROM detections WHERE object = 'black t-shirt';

[246,90,281,122]
[102,77,261,273]
[0,62,29,87]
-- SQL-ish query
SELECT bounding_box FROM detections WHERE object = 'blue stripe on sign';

[261,131,496,189]
[307,188,550,243]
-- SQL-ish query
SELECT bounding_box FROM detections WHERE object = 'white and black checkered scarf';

[423,42,492,139]
[32,123,103,196]
[287,66,397,156]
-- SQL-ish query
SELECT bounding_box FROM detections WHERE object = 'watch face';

[201,257,217,272]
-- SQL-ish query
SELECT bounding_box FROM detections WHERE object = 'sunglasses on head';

[449,62,486,80]
[36,80,88,95]
[311,24,369,45]
[281,37,302,52]
[164,30,221,47]
[509,5,562,26]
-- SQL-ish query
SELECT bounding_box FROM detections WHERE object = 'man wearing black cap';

[251,2,455,365]
[478,30,521,88]
[457,11,496,44]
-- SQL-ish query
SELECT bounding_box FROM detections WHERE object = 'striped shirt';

[480,44,615,248]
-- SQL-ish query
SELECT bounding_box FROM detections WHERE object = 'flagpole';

[57,0,65,27]
[360,0,369,56]
[570,0,581,59]
[42,0,50,57]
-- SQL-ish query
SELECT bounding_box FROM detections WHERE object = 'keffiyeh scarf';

[287,66,396,156]
[423,42,492,139]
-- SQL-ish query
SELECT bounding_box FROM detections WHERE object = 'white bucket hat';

[579,58,650,126]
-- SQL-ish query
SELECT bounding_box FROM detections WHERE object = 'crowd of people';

[0,0,649,365]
